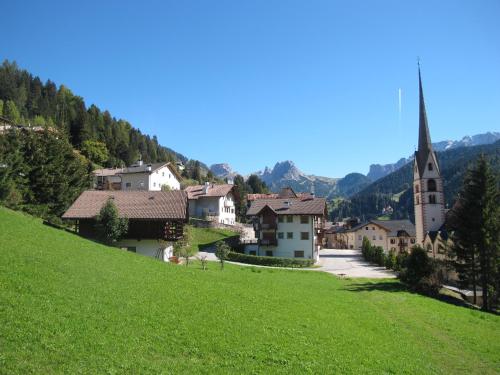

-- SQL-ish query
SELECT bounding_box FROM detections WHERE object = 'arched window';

[428,179,437,192]
[428,163,433,171]
[415,184,419,193]
[429,194,436,204]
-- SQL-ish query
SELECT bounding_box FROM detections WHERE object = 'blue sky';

[2,1,499,177]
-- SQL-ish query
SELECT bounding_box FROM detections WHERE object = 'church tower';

[413,66,446,245]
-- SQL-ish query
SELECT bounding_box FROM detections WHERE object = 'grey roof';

[415,67,439,177]
[185,184,234,200]
[371,220,416,237]
[62,190,188,220]
[246,197,327,216]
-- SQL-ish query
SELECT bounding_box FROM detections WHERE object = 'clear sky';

[2,1,499,177]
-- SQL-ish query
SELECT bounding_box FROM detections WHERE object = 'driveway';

[317,249,396,278]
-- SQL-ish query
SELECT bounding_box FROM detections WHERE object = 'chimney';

[203,181,210,194]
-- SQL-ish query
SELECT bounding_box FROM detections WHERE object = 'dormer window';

[428,163,433,171]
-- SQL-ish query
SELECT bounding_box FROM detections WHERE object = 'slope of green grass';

[0,207,499,374]
[187,225,238,253]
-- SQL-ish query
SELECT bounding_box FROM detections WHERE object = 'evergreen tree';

[96,199,128,244]
[3,100,21,123]
[247,174,268,194]
[449,155,499,310]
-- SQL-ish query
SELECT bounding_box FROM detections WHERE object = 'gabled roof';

[246,197,327,216]
[247,187,314,202]
[185,184,234,200]
[62,190,188,220]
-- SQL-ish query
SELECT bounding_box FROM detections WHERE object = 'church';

[413,66,450,259]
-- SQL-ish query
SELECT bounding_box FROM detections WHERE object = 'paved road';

[317,249,395,278]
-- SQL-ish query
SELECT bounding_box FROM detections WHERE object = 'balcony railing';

[261,222,277,230]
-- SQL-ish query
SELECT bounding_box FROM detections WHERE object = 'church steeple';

[415,66,436,177]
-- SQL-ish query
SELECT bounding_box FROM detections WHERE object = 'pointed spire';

[418,64,432,153]
[415,64,435,176]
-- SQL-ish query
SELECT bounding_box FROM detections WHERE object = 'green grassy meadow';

[0,207,499,374]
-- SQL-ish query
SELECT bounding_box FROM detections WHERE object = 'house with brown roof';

[246,194,327,262]
[184,183,236,225]
[93,168,124,190]
[62,190,188,261]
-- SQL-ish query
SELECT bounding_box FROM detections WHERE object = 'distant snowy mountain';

[367,132,500,181]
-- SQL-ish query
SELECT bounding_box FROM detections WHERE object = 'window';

[125,182,131,188]
[277,232,284,239]
[391,247,396,251]
[287,232,293,239]
[358,235,362,240]
[416,196,420,205]
[372,236,376,240]
[410,238,416,244]
[415,184,419,193]
[301,232,309,240]
[429,194,436,204]
[294,250,304,258]
[153,182,156,187]
[379,235,383,240]
[278,216,284,223]
[365,227,369,230]
[428,179,437,192]
[249,250,257,256]
[426,244,432,253]
[265,250,273,257]
[428,163,433,171]
[287,215,293,223]
[162,172,165,176]
[372,227,375,230]
[300,216,309,224]
[390,239,395,244]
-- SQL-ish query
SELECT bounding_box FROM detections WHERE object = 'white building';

[62,190,189,261]
[185,183,236,225]
[245,195,327,262]
[120,161,182,191]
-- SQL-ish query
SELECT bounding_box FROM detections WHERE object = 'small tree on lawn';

[215,241,231,270]
[173,226,196,266]
[96,199,128,244]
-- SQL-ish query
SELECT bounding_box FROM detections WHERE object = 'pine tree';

[96,199,128,244]
[449,155,499,310]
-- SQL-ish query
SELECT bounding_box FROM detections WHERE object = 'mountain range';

[210,131,500,200]
[367,132,500,180]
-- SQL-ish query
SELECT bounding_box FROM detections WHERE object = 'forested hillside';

[0,60,189,167]
[331,141,500,221]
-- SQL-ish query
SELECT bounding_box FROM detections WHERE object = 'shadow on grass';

[345,281,408,293]
[345,281,478,310]
[197,235,239,252]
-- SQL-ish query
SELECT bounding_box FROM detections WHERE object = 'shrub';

[373,246,385,266]
[361,236,371,259]
[215,241,231,269]
[400,246,440,295]
[96,199,128,244]
[385,250,397,270]
[395,251,408,271]
[226,252,314,268]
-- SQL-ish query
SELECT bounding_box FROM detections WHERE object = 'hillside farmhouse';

[62,190,188,261]
[246,191,327,262]
[185,183,236,225]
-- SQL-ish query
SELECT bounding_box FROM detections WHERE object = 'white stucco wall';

[116,239,173,262]
[188,193,236,225]
[149,165,181,191]
[250,215,317,260]
[352,224,388,250]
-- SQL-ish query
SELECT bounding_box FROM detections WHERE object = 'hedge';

[226,252,314,268]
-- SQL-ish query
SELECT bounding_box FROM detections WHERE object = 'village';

[60,68,465,295]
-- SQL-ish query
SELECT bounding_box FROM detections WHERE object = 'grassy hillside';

[0,207,499,374]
